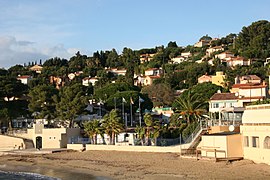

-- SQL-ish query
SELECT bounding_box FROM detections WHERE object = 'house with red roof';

[17,75,32,85]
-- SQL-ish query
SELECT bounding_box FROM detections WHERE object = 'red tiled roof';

[210,93,238,101]
[232,83,266,89]
[17,75,31,79]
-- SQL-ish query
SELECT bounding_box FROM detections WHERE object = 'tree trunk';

[69,119,74,128]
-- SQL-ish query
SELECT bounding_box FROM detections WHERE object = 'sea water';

[0,170,59,180]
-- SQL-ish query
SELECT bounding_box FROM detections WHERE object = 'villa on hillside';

[211,71,226,87]
[170,56,186,64]
[106,68,127,76]
[68,71,83,80]
[198,74,212,83]
[209,92,245,126]
[234,75,261,85]
[215,51,234,60]
[194,39,211,47]
[206,46,224,57]
[29,65,43,74]
[17,75,32,85]
[82,77,99,86]
[144,68,162,76]
[140,53,155,64]
[225,56,251,67]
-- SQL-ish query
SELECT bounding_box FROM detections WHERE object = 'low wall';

[67,144,85,151]
[85,144,182,153]
[0,135,25,151]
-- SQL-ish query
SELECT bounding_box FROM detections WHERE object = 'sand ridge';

[0,150,270,179]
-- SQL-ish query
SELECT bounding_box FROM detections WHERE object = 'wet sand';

[0,150,270,179]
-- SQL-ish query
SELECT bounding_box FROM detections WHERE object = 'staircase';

[181,122,208,150]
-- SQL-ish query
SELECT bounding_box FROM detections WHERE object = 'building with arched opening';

[241,104,270,164]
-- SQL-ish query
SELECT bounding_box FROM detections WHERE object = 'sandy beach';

[0,150,270,179]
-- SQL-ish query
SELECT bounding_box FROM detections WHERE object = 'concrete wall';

[85,144,181,153]
[241,125,270,165]
[67,144,85,151]
[0,135,25,150]
[200,136,227,158]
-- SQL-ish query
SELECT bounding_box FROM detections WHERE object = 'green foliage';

[0,76,28,99]
[173,90,207,124]
[141,83,175,107]
[236,20,270,59]
[28,84,58,119]
[251,99,270,105]
[182,122,198,140]
[199,34,212,41]
[56,83,88,127]
[83,119,103,144]
[102,109,124,145]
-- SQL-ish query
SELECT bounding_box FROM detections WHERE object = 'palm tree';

[102,109,123,145]
[144,113,154,145]
[175,90,207,124]
[135,125,145,145]
[83,119,102,144]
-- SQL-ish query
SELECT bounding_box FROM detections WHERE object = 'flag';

[122,97,127,103]
[130,97,134,104]
[139,96,144,102]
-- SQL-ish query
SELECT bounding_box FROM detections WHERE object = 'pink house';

[198,74,212,83]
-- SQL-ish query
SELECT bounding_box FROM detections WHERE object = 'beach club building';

[240,104,270,165]
[11,119,82,149]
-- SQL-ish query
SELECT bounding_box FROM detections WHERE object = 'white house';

[107,68,127,76]
[215,51,234,60]
[225,56,251,67]
[144,68,162,76]
[170,56,186,64]
[206,46,224,57]
[17,75,32,85]
[82,77,99,86]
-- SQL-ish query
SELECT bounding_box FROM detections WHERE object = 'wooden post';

[214,149,217,162]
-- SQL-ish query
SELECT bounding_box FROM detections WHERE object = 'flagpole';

[130,102,133,127]
[139,99,141,127]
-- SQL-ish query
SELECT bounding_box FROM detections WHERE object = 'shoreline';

[0,150,270,179]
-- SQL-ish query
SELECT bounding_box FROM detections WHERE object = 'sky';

[0,0,270,68]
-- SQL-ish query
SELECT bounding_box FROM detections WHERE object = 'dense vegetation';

[0,20,270,141]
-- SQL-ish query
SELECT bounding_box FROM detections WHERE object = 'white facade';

[170,56,186,64]
[82,77,98,86]
[145,68,162,76]
[17,75,32,85]
[241,104,270,165]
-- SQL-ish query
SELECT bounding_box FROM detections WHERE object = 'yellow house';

[240,104,270,165]
[211,71,225,87]
[29,65,43,74]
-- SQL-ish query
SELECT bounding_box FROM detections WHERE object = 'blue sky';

[0,0,270,68]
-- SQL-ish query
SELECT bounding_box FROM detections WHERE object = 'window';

[264,136,270,149]
[252,136,259,148]
[244,136,249,147]
[213,103,219,108]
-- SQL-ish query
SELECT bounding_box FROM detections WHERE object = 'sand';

[0,150,270,179]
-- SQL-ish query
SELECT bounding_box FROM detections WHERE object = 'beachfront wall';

[241,104,270,165]
[85,144,181,153]
[0,135,25,150]
[200,134,243,158]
